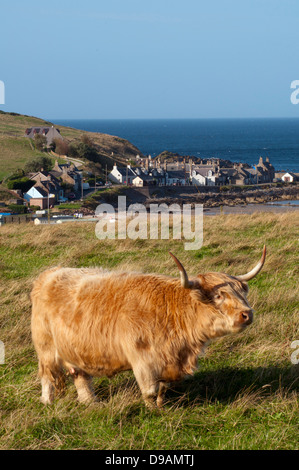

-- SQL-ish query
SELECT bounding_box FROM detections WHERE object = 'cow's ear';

[190,276,204,291]
[190,288,210,304]
[241,281,249,293]
[190,278,210,303]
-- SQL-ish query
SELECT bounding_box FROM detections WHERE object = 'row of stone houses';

[191,157,275,186]
[108,164,188,187]
[108,157,275,187]
[23,160,82,209]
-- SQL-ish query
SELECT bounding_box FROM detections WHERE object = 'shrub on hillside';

[67,134,99,163]
[52,138,69,156]
[7,177,35,192]
[24,156,53,173]
[34,134,47,151]
[7,204,28,214]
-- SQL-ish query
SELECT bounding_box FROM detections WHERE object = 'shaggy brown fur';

[31,263,257,408]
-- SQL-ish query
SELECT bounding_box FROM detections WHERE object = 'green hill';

[0,111,143,180]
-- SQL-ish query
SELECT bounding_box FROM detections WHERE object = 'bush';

[87,177,96,185]
[29,205,41,212]
[68,143,79,159]
[53,139,69,156]
[219,185,231,192]
[34,134,47,151]
[24,156,53,173]
[67,138,99,163]
[77,143,99,162]
[7,204,28,214]
[7,177,35,192]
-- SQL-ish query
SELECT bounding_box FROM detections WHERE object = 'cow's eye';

[215,294,223,301]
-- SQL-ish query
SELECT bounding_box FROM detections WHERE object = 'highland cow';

[31,246,266,408]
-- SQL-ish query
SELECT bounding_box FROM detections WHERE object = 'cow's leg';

[156,382,168,408]
[133,366,159,408]
[72,370,96,403]
[41,376,55,405]
[38,355,65,404]
[32,308,65,404]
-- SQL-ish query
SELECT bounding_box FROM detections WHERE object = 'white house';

[108,164,137,185]
[132,174,155,187]
[132,176,144,187]
[24,186,56,209]
[281,172,297,183]
[191,168,217,186]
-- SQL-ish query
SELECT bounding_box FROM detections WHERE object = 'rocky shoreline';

[144,184,299,209]
[60,183,299,217]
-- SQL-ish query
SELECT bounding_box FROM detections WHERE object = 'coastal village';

[0,124,298,222]
[108,155,276,187]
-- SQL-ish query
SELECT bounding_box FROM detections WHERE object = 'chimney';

[189,160,193,178]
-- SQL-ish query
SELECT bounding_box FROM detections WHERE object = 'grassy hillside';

[0,111,142,180]
[0,211,298,450]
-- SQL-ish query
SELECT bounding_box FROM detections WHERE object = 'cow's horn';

[169,252,192,288]
[236,245,266,282]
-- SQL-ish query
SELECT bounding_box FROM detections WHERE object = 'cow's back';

[31,267,162,376]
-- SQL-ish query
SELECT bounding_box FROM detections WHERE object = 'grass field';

[0,211,298,450]
[0,136,45,180]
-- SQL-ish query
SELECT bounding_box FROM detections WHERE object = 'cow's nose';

[240,310,253,325]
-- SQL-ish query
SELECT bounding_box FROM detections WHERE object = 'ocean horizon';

[54,117,299,173]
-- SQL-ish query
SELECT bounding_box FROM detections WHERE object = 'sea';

[54,118,299,173]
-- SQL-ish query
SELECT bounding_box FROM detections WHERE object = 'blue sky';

[1,0,299,119]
